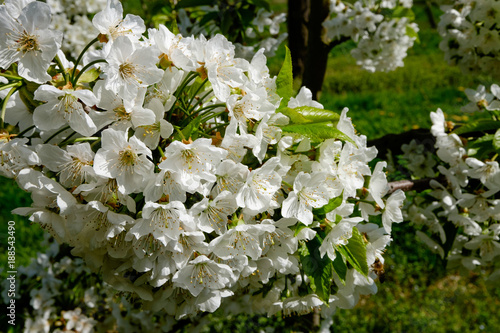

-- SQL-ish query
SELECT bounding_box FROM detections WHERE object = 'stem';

[0,72,22,81]
[187,77,208,113]
[54,54,68,84]
[1,83,22,129]
[174,126,186,140]
[72,137,99,143]
[17,125,36,138]
[188,88,214,114]
[0,81,22,92]
[189,103,226,119]
[197,131,211,138]
[71,37,99,83]
[72,59,107,86]
[205,122,228,134]
[90,137,101,149]
[179,104,226,127]
[44,125,71,144]
[386,176,447,194]
[158,145,165,158]
[59,131,78,146]
[174,72,199,100]
[199,110,227,124]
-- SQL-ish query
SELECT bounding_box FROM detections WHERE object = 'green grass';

[319,37,492,140]
[0,177,45,269]
[331,224,500,333]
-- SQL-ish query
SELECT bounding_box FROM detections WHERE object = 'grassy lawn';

[319,28,492,140]
[0,177,45,269]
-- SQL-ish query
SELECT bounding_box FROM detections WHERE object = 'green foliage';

[276,46,294,109]
[337,227,369,277]
[313,194,343,216]
[280,105,341,124]
[453,119,500,135]
[0,177,45,268]
[494,129,500,151]
[331,224,500,333]
[281,122,354,144]
[392,7,415,20]
[299,236,333,303]
[75,67,100,85]
[332,250,347,284]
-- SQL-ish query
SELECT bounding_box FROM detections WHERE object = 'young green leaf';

[406,25,419,44]
[281,122,356,144]
[292,106,341,123]
[279,106,341,124]
[276,46,294,109]
[313,193,343,216]
[393,7,415,20]
[75,68,100,85]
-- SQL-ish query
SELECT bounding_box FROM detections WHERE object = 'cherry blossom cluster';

[322,0,418,72]
[175,5,287,59]
[400,85,500,283]
[0,0,404,319]
[438,0,500,79]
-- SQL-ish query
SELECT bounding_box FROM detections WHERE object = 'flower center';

[119,62,137,81]
[16,30,40,54]
[113,105,131,122]
[119,147,137,167]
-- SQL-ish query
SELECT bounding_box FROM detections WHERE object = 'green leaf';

[292,223,308,237]
[175,0,215,9]
[337,227,369,277]
[332,251,346,285]
[281,122,356,144]
[171,18,180,35]
[294,106,341,123]
[313,193,343,216]
[278,107,311,124]
[393,7,415,20]
[247,0,271,11]
[279,106,341,124]
[175,116,201,141]
[406,25,419,44]
[452,120,500,135]
[494,129,500,150]
[298,237,332,303]
[76,68,100,85]
[198,12,219,28]
[276,46,294,109]
[467,134,495,159]
[221,11,234,35]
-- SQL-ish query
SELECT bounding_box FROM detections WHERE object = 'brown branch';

[387,176,447,194]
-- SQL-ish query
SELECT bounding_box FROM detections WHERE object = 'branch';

[387,176,446,194]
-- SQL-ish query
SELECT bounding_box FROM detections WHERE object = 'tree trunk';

[287,0,310,81]
[300,0,331,100]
